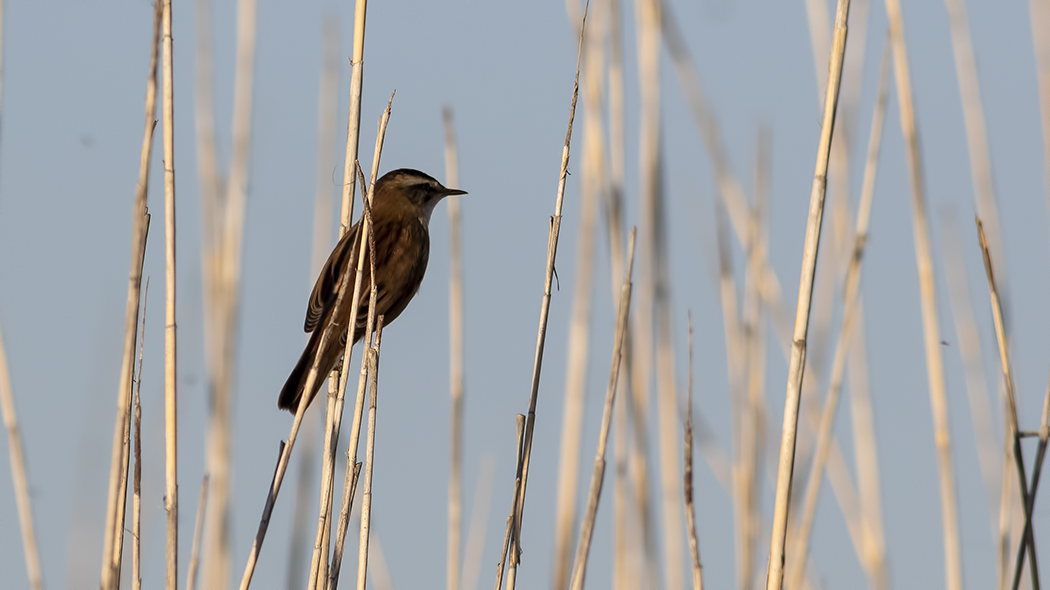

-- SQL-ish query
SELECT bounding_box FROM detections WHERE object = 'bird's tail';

[278,328,327,413]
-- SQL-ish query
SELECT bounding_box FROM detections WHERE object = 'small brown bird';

[278,168,466,412]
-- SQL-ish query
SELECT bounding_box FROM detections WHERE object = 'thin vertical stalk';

[186,475,210,590]
[976,221,1040,590]
[355,318,385,590]
[494,415,526,590]
[944,0,1008,311]
[684,314,704,590]
[569,229,636,590]
[132,278,150,590]
[505,7,587,588]
[553,3,604,586]
[462,456,496,590]
[99,4,160,587]
[785,40,888,590]
[942,212,1002,539]
[0,324,42,590]
[162,0,179,585]
[293,17,340,590]
[883,1,963,587]
[321,98,393,590]
[443,106,464,590]
[765,1,850,588]
[1029,0,1050,234]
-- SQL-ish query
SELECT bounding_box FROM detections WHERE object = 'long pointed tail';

[278,329,326,413]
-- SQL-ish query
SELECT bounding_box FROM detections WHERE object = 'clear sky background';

[1,0,1049,588]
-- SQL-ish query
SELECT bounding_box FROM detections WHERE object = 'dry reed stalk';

[552,3,605,586]
[765,1,850,588]
[237,96,389,590]
[1029,0,1050,231]
[355,317,385,590]
[0,323,42,590]
[132,278,150,590]
[715,199,752,587]
[606,0,653,584]
[569,228,636,590]
[99,4,160,586]
[941,212,1002,536]
[495,414,526,590]
[443,106,464,590]
[0,0,37,582]
[196,0,258,583]
[976,221,1040,589]
[462,456,496,590]
[684,314,704,590]
[504,7,587,588]
[883,2,963,587]
[162,0,180,584]
[784,39,888,589]
[341,0,368,232]
[634,0,687,585]
[944,0,1009,310]
[321,100,393,590]
[293,18,342,589]
[186,475,210,590]
[328,460,361,590]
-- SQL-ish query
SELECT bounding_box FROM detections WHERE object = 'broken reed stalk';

[355,317,385,590]
[569,228,636,590]
[495,414,526,590]
[941,212,1003,540]
[161,0,181,587]
[321,100,393,590]
[505,5,587,587]
[99,4,160,586]
[552,3,604,584]
[132,278,150,590]
[883,1,964,587]
[238,96,390,590]
[784,38,889,590]
[443,106,464,590]
[765,0,850,588]
[976,221,1040,589]
[684,313,703,590]
[186,475,210,590]
[944,0,1008,305]
[0,322,43,590]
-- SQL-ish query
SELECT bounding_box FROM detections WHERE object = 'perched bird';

[278,168,466,412]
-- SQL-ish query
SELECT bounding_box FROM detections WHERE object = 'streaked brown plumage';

[278,168,466,412]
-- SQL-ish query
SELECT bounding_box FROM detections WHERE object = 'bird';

[278,168,466,412]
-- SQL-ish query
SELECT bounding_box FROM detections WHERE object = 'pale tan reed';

[785,39,889,590]
[133,277,150,590]
[552,1,605,586]
[765,1,850,588]
[0,322,42,590]
[326,100,394,590]
[975,221,1039,589]
[161,0,180,585]
[186,475,210,590]
[502,5,586,587]
[443,106,464,590]
[569,228,636,590]
[99,4,160,586]
[355,317,385,590]
[494,414,526,590]
[684,314,704,590]
[884,1,963,587]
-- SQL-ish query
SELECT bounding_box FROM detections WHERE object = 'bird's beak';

[444,188,468,196]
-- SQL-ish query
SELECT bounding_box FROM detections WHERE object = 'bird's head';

[376,168,467,224]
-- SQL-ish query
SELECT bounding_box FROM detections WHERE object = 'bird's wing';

[305,222,360,333]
